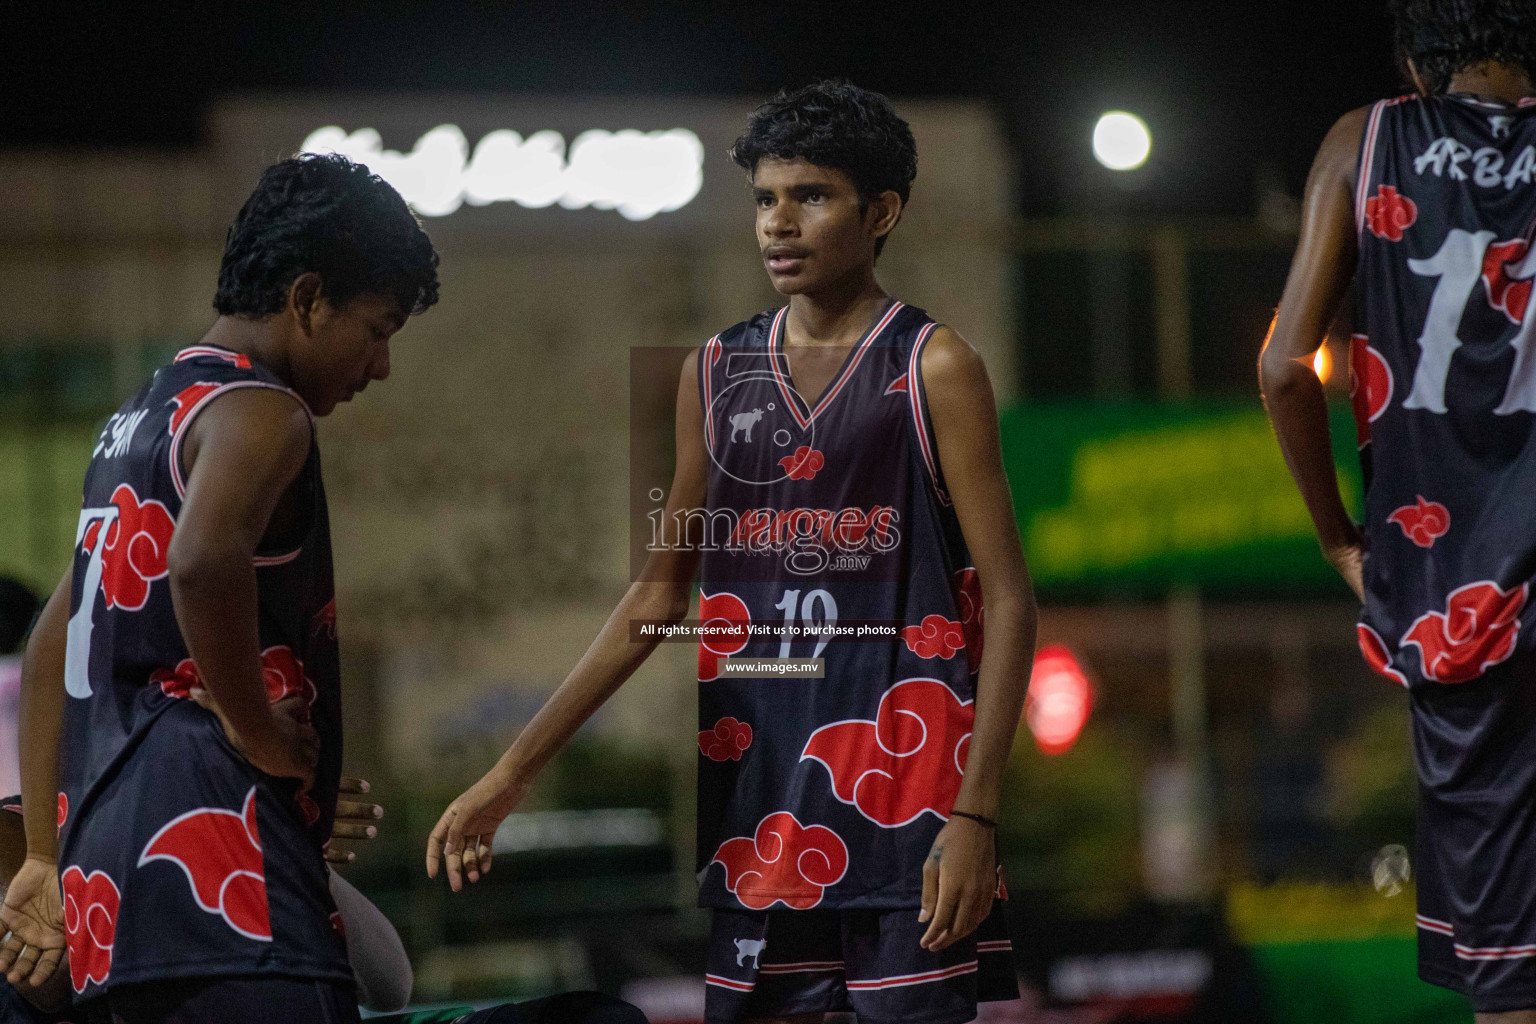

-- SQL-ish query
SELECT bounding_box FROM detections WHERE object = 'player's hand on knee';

[0,857,66,988]
[326,775,383,864]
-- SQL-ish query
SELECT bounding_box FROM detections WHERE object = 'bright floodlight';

[1093,111,1151,171]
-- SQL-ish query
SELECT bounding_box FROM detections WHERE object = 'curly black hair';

[1388,0,1536,95]
[214,153,440,318]
[730,80,917,258]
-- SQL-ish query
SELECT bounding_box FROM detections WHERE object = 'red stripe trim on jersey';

[845,960,979,991]
[253,549,302,567]
[704,974,756,991]
[1355,99,1388,238]
[769,301,905,429]
[976,940,1014,952]
[169,380,312,499]
[174,345,252,368]
[757,960,845,975]
[702,334,722,450]
[766,307,801,424]
[907,322,951,507]
[1355,97,1410,238]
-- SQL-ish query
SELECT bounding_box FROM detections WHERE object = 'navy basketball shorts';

[1412,653,1536,1013]
[705,902,1017,1024]
[76,975,360,1024]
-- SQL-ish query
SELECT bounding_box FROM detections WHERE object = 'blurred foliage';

[547,738,672,813]
[1228,880,1416,944]
[1323,702,1415,855]
[998,724,1145,915]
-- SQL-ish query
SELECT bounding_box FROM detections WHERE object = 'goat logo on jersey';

[710,812,848,910]
[61,866,119,993]
[1389,496,1451,548]
[1363,185,1418,242]
[700,717,754,761]
[1402,580,1528,684]
[801,679,974,827]
[1481,239,1532,324]
[1358,623,1407,686]
[82,484,175,612]
[903,615,965,660]
[698,590,752,681]
[138,787,272,941]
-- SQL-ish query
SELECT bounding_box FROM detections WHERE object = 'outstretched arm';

[426,349,708,891]
[916,328,1038,952]
[1260,106,1369,600]
[171,388,320,783]
[0,571,70,987]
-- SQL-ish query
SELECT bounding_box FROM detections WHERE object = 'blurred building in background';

[0,93,1439,1021]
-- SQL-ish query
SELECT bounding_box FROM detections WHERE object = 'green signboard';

[998,401,1363,597]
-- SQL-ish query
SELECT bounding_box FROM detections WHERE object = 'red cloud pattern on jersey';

[167,381,221,435]
[61,866,119,993]
[1364,185,1418,242]
[698,590,751,681]
[802,678,974,827]
[1482,239,1532,324]
[1388,496,1451,548]
[700,717,753,761]
[1349,335,1393,448]
[952,568,985,674]
[1357,623,1407,686]
[311,597,337,640]
[903,615,965,659]
[153,646,316,712]
[58,792,68,833]
[137,786,272,941]
[82,484,175,611]
[710,812,848,910]
[779,446,825,480]
[1402,581,1528,684]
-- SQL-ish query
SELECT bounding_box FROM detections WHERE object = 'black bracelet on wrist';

[948,809,998,829]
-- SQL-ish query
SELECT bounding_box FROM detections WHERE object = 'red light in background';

[1026,645,1094,755]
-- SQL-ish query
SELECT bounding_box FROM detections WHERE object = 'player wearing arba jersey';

[430,82,1037,1024]
[1263,2,1536,1018]
[0,154,438,1023]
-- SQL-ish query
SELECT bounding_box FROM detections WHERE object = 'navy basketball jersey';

[55,344,350,998]
[1351,93,1536,688]
[693,300,988,911]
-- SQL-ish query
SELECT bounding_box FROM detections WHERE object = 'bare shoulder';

[920,325,992,395]
[1315,104,1376,181]
[184,385,311,474]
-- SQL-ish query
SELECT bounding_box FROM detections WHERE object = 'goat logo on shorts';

[734,937,766,968]
[137,787,272,941]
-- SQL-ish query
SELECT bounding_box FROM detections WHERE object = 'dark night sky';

[7,1,1400,216]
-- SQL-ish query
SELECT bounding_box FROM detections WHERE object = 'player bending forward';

[1262,2,1536,1021]
[428,81,1038,1024]
[0,153,439,1023]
